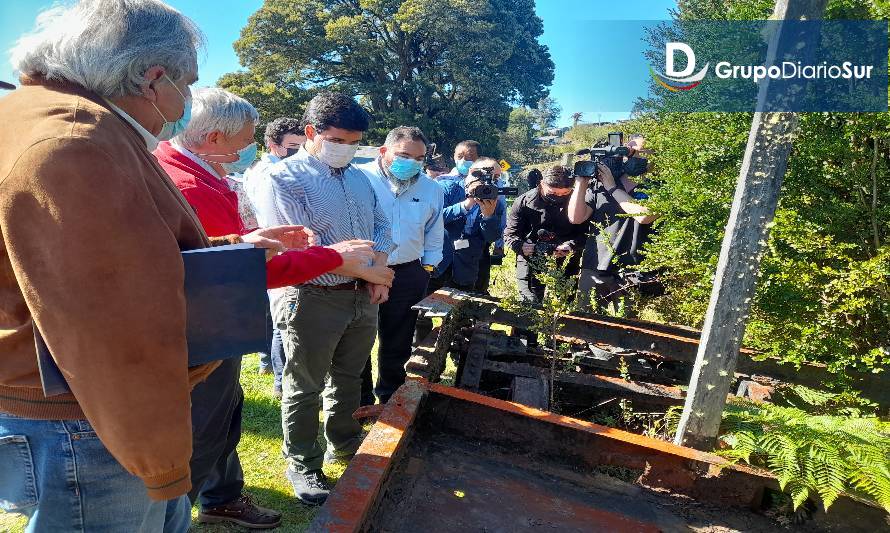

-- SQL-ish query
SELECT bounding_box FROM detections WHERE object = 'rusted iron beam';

[483,360,685,410]
[423,384,887,529]
[417,290,890,408]
[309,380,428,532]
[736,380,774,402]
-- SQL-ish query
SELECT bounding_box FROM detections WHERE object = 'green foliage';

[621,0,890,377]
[772,383,878,417]
[718,396,890,513]
[534,96,561,132]
[498,101,566,167]
[563,123,616,153]
[224,0,554,153]
[218,71,313,142]
[498,107,539,165]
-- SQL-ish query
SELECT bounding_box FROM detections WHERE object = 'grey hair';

[471,157,500,171]
[176,88,259,149]
[9,0,204,98]
[384,126,429,148]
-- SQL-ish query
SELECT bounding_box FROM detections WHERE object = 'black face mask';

[284,146,301,158]
[622,156,648,177]
[542,192,570,205]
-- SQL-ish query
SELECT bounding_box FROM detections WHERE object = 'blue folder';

[36,243,268,396]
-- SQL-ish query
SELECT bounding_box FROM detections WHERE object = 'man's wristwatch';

[605,185,620,196]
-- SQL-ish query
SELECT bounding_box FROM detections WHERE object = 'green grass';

[0,506,26,531]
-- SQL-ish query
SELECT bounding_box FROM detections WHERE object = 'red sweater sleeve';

[266,246,343,289]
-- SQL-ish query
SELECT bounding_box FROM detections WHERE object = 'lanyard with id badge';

[456,203,479,251]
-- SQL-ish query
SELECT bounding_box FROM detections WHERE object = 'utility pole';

[673,0,828,450]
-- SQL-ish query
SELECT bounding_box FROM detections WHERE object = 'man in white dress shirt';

[357,126,444,405]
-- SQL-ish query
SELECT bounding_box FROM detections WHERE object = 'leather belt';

[391,259,421,269]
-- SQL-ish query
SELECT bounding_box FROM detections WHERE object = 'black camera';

[533,229,559,255]
[573,145,630,179]
[467,167,519,200]
[573,131,647,180]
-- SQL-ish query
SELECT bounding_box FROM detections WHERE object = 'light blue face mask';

[389,156,423,180]
[222,142,258,174]
[197,142,258,175]
[152,75,191,141]
[455,158,473,176]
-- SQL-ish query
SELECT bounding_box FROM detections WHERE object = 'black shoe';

[197,493,282,529]
[285,468,330,506]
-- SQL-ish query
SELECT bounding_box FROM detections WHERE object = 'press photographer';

[567,134,660,315]
[504,165,588,306]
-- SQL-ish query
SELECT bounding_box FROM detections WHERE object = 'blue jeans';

[0,412,190,532]
[259,311,274,372]
[271,326,285,392]
[260,318,286,390]
[258,351,272,371]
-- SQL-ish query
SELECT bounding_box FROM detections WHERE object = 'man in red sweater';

[154,87,393,529]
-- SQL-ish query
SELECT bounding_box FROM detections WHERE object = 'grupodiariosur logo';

[650,42,709,92]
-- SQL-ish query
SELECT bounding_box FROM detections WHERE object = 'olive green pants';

[278,286,378,473]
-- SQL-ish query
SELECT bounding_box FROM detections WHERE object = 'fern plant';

[718,398,890,514]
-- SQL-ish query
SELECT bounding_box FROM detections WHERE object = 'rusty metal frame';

[308,379,774,532]
[413,290,889,408]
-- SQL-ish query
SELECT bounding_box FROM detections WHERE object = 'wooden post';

[673,0,827,450]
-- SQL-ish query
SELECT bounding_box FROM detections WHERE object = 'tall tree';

[218,71,313,138]
[223,0,554,154]
[498,107,538,165]
[534,96,561,132]
[571,112,583,127]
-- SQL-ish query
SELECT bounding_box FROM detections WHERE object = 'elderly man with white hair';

[0,1,304,531]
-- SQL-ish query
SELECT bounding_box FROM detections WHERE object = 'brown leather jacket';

[0,79,220,500]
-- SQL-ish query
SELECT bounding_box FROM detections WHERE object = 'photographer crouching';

[504,165,589,344]
[567,134,659,315]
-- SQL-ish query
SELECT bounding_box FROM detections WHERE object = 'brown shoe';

[198,494,282,529]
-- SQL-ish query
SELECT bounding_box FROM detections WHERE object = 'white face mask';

[313,138,358,169]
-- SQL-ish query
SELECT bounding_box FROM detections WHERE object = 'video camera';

[573,132,646,180]
[467,166,519,200]
[533,229,559,255]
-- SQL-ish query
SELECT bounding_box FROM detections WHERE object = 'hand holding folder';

[36,244,268,396]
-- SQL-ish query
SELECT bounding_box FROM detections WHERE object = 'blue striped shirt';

[260,147,395,286]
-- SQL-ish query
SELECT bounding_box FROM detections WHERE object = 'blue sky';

[0,0,676,127]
